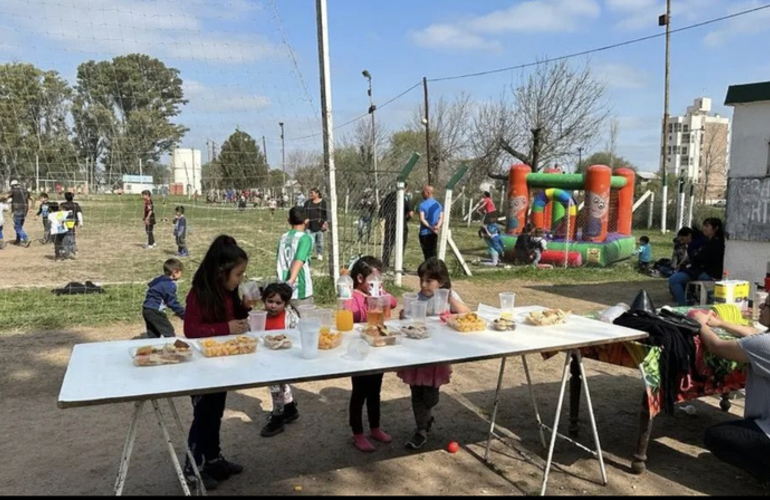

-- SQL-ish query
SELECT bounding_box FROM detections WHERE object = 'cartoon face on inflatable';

[586,191,608,219]
[510,195,528,215]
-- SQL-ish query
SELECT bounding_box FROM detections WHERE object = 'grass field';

[0,194,673,332]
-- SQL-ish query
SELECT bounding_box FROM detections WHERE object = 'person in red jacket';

[183,235,256,491]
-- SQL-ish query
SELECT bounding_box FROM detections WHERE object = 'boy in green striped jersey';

[276,207,314,306]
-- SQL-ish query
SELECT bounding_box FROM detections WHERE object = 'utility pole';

[262,135,268,167]
[316,0,340,282]
[362,70,380,207]
[279,122,286,195]
[659,0,672,233]
[423,76,431,185]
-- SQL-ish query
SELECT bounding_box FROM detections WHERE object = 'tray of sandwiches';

[130,339,194,367]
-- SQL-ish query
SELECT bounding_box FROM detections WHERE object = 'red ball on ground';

[447,441,460,453]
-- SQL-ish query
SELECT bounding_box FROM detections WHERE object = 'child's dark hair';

[163,258,184,276]
[703,217,724,238]
[141,190,151,197]
[483,191,491,198]
[65,192,74,202]
[532,227,544,237]
[350,255,383,285]
[484,212,497,225]
[261,282,293,304]
[191,235,249,323]
[289,206,308,225]
[39,192,49,200]
[639,236,650,244]
[417,257,451,289]
[175,205,185,214]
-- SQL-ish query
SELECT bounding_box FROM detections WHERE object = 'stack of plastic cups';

[299,317,321,359]
[402,292,418,319]
[432,289,450,316]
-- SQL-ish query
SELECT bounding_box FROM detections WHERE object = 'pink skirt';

[396,364,452,388]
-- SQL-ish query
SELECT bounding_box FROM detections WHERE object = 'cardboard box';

[714,280,750,311]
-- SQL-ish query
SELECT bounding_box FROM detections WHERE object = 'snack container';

[359,327,402,347]
[492,318,517,331]
[262,334,293,350]
[445,313,488,333]
[400,325,431,339]
[194,334,258,357]
[318,331,344,350]
[129,341,194,367]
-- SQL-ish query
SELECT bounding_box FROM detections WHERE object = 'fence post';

[395,153,421,286]
[648,192,655,229]
[438,165,469,261]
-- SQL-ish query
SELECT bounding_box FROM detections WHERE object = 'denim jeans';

[669,271,713,306]
[306,229,324,257]
[13,213,28,242]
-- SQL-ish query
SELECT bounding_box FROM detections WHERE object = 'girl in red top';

[343,255,397,452]
[260,282,301,438]
[183,235,255,491]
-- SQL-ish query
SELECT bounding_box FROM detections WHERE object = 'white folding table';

[57,305,647,496]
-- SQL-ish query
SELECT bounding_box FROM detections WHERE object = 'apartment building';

[661,97,730,202]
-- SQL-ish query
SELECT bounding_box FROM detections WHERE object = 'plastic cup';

[241,280,260,302]
[315,308,333,330]
[367,296,386,326]
[299,318,321,359]
[499,292,516,319]
[432,289,450,315]
[344,338,370,361]
[248,311,267,332]
[297,304,316,320]
[411,300,428,328]
[402,292,418,319]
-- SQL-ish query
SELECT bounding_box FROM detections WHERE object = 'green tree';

[217,129,267,190]
[73,54,188,184]
[576,151,638,174]
[0,63,76,185]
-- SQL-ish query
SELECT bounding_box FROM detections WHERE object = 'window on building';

[681,146,688,155]
[683,124,689,133]
[682,156,689,166]
[683,133,690,143]
[668,123,673,133]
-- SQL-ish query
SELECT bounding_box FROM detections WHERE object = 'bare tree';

[698,121,729,204]
[606,117,620,170]
[475,59,610,177]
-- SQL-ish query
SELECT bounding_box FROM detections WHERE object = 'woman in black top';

[668,217,725,306]
[303,188,328,260]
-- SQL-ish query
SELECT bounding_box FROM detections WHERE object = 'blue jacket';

[142,275,185,317]
[174,216,187,237]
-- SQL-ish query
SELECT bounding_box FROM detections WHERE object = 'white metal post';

[316,0,340,282]
[466,197,473,227]
[661,182,668,233]
[395,181,405,286]
[438,188,453,260]
[35,154,39,193]
[648,192,655,229]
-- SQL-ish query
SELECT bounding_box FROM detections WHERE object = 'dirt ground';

[0,276,765,496]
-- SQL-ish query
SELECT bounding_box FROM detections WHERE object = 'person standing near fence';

[418,185,442,261]
[380,182,414,270]
[357,189,375,245]
[60,191,83,259]
[142,190,156,249]
[303,188,328,261]
[8,180,31,247]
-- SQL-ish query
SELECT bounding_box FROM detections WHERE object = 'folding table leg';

[521,355,547,450]
[484,357,507,462]
[114,400,145,496]
[151,400,192,496]
[540,351,572,496]
[167,398,206,496]
[575,351,608,485]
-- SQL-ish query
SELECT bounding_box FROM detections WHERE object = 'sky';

[1,0,769,172]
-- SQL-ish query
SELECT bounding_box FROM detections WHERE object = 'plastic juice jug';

[335,299,354,331]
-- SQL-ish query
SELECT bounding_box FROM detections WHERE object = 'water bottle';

[336,268,354,300]
[599,302,630,323]
[368,273,383,298]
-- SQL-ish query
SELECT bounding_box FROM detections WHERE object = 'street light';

[362,69,379,206]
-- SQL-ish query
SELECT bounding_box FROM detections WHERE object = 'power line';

[428,3,770,83]
[286,81,422,141]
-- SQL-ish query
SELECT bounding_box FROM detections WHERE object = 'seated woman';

[668,218,725,306]
[692,300,770,492]
[512,222,536,265]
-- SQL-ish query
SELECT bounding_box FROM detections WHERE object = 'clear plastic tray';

[193,334,258,357]
[359,326,402,347]
[129,339,195,367]
[319,331,344,350]
[445,312,488,333]
[400,325,431,339]
[262,334,293,350]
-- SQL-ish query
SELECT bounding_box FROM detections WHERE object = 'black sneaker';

[184,461,218,491]
[406,431,428,450]
[283,401,300,423]
[260,414,285,437]
[426,416,435,434]
[204,454,243,480]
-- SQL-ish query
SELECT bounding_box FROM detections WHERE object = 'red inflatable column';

[615,168,635,236]
[506,164,531,234]
[581,165,611,242]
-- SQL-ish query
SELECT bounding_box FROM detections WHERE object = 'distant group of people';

[0,180,84,260]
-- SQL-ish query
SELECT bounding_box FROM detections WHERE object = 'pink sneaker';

[353,433,375,452]
[370,428,392,443]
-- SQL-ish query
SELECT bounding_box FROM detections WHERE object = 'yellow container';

[714,280,750,312]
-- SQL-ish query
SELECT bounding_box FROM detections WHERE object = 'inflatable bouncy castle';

[501,164,636,267]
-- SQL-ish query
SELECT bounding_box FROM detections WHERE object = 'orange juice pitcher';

[336,298,354,332]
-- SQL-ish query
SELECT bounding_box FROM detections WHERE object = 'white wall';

[172,149,202,195]
[728,102,770,177]
[725,100,770,289]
